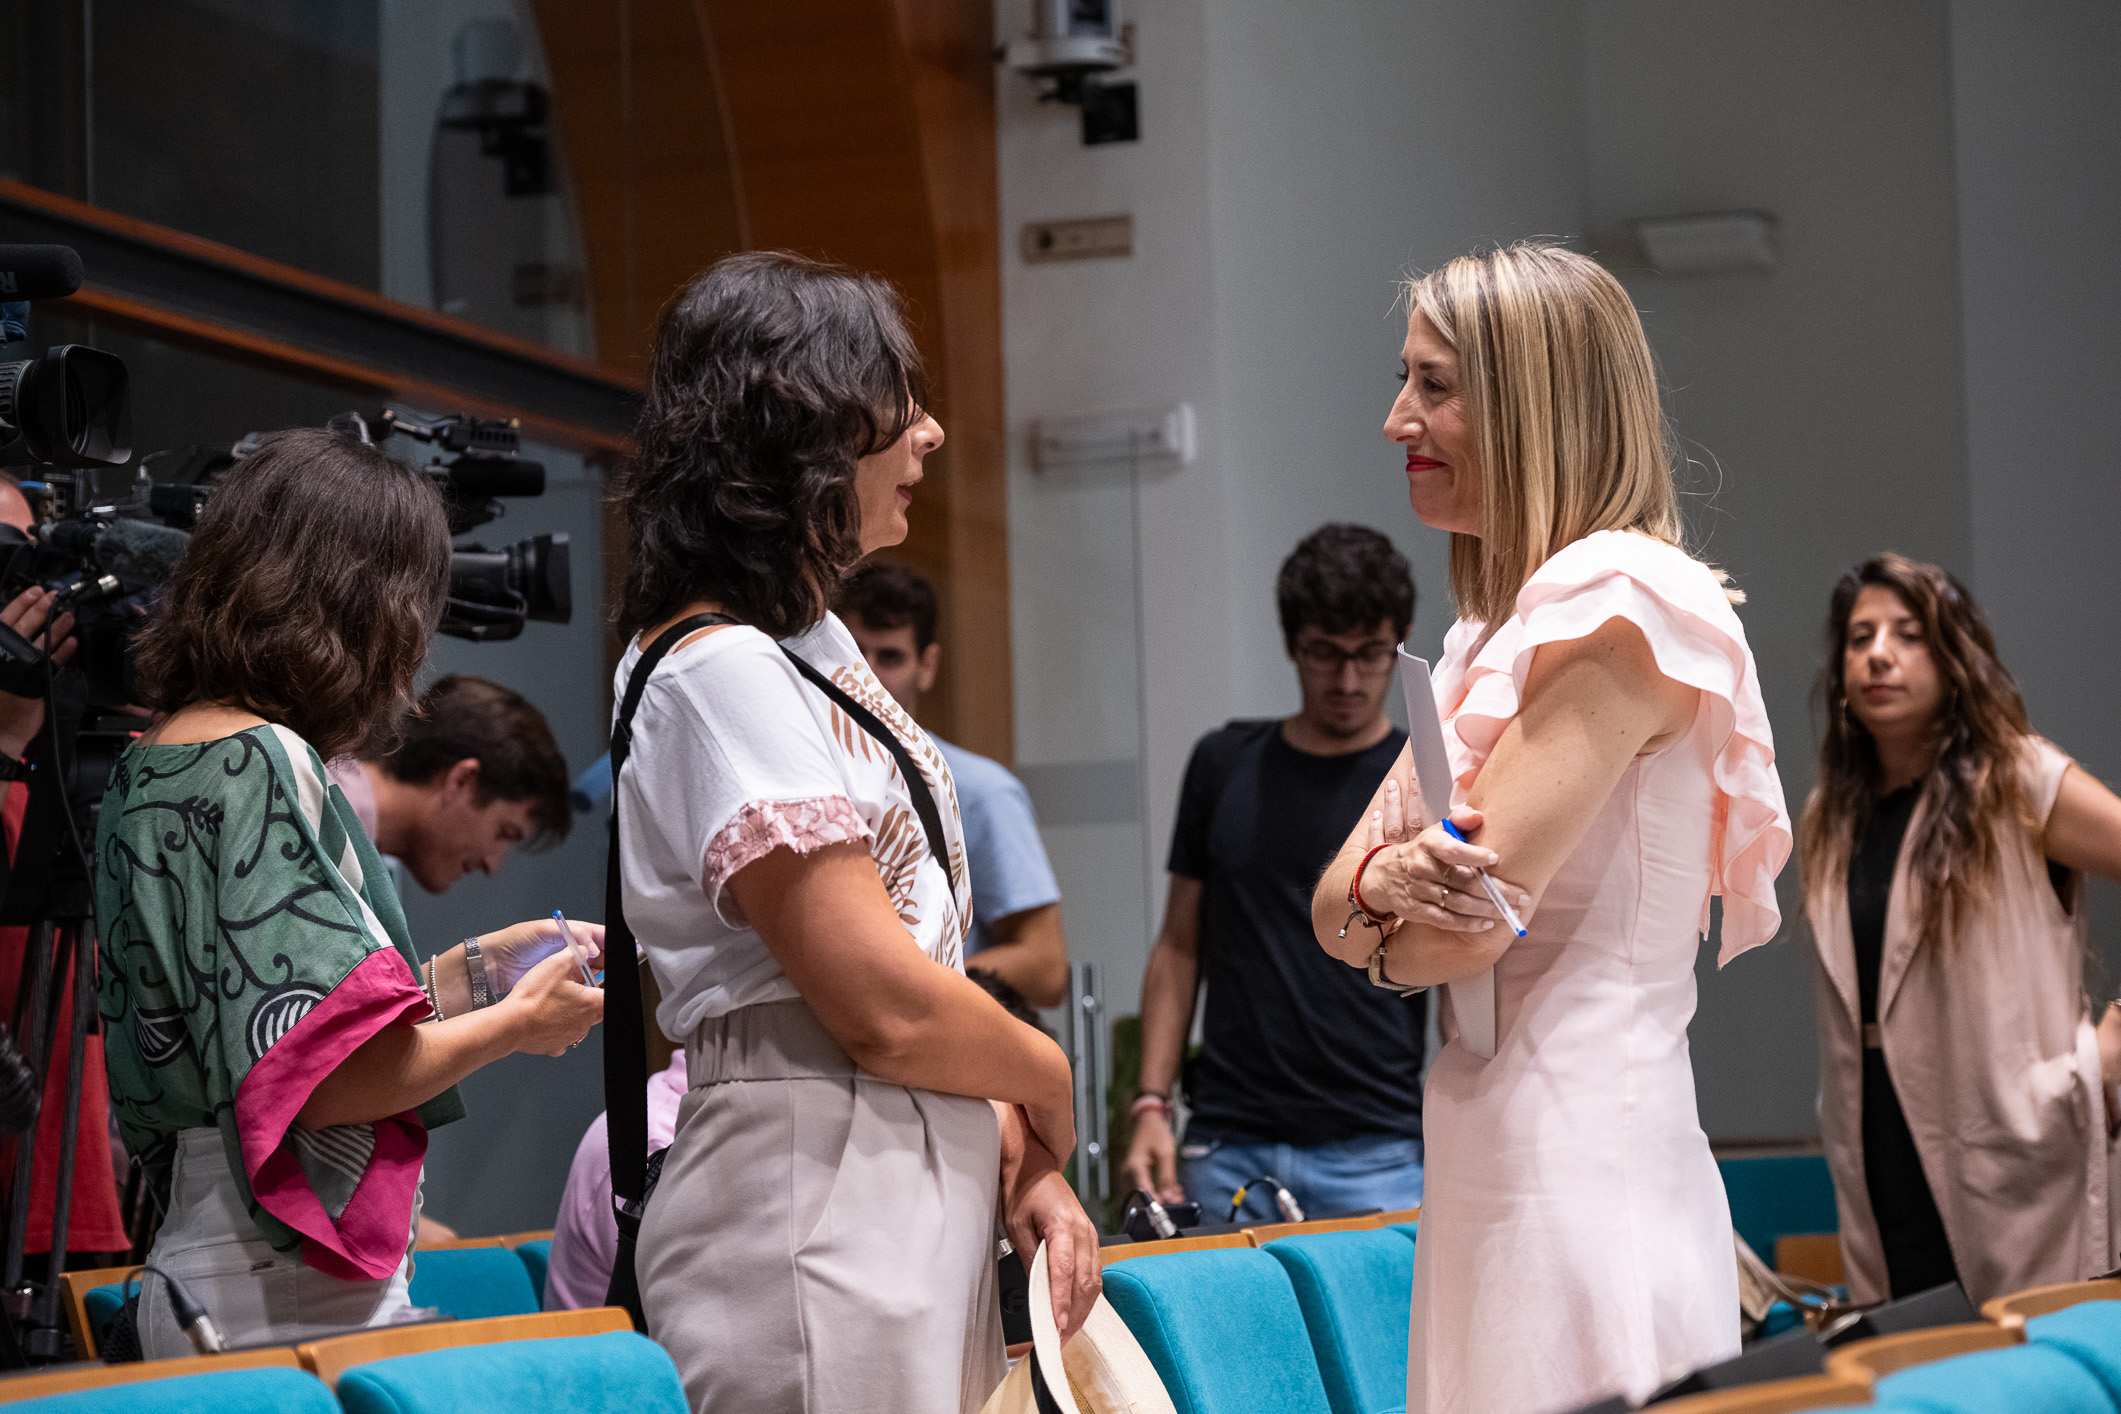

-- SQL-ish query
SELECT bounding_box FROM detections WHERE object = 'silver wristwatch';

[1367,939,1424,996]
[463,936,492,1009]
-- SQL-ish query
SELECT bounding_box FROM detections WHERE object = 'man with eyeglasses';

[1122,523,1428,1223]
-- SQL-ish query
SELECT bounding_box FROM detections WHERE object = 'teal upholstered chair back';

[1871,1343,2117,1413]
[1103,1248,1334,1414]
[5,1367,335,1414]
[2027,1301,2121,1407]
[514,1239,553,1306]
[334,1331,686,1414]
[81,1281,135,1357]
[1717,1155,1838,1259]
[1262,1230,1416,1414]
[407,1245,541,1320]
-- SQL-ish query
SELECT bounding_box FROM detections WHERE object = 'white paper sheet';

[1397,650,1496,1061]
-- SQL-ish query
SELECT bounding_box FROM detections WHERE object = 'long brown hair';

[1406,243,1733,625]
[133,426,451,759]
[1798,553,2036,952]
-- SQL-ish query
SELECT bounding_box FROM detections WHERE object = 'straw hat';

[979,1243,1176,1414]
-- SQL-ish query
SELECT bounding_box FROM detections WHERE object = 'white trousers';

[139,1128,420,1358]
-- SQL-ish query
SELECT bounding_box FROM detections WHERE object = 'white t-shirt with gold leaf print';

[613,611,971,1043]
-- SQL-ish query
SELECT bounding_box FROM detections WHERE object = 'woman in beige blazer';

[1802,552,2121,1306]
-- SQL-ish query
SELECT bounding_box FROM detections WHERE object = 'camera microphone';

[0,246,84,302]
[92,517,191,585]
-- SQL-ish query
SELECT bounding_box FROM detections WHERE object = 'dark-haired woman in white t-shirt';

[610,251,1096,1414]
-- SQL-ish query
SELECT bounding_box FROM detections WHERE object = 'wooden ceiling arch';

[532,0,1011,763]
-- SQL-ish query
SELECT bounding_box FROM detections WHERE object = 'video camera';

[0,245,582,1364]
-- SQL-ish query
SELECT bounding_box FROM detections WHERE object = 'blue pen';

[1440,821,1528,937]
[551,910,601,987]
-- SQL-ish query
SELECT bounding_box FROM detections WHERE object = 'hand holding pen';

[1361,774,1532,935]
[551,910,603,987]
[477,916,608,995]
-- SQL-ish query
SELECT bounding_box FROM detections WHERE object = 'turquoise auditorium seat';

[1717,1154,1839,1259]
[6,1367,335,1414]
[513,1239,553,1305]
[1262,1229,1417,1414]
[81,1280,135,1356]
[1104,1247,1334,1414]
[407,1245,540,1320]
[2027,1301,2121,1407]
[334,1331,687,1414]
[1870,1343,2117,1413]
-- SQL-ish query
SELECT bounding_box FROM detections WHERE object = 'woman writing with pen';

[97,427,605,1356]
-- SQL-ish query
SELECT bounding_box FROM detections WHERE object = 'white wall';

[1951,0,2121,979]
[1584,0,1972,1137]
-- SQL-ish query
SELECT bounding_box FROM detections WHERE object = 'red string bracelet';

[1350,844,1395,924]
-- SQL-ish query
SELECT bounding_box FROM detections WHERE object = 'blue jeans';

[1179,1130,1424,1224]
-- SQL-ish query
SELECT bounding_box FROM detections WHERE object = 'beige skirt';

[638,998,1006,1414]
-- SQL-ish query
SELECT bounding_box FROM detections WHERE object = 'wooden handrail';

[0,178,637,390]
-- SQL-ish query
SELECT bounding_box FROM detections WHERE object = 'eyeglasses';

[1293,640,1398,676]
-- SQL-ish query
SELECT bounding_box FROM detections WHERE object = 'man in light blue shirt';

[839,564,1069,1008]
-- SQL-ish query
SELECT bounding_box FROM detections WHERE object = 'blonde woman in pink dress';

[1312,244,1793,1414]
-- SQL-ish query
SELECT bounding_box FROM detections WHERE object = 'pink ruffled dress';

[1407,531,1793,1414]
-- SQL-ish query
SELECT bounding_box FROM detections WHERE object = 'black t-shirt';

[1168,719,1426,1146]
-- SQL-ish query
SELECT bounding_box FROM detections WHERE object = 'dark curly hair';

[1799,553,2038,955]
[612,251,929,639]
[376,675,572,849]
[1276,523,1415,650]
[132,426,450,760]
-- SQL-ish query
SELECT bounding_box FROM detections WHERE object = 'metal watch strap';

[1367,940,1424,996]
[463,936,492,1009]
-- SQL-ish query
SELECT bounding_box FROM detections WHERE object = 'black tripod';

[0,669,130,1367]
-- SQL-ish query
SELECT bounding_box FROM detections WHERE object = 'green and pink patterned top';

[96,724,462,1280]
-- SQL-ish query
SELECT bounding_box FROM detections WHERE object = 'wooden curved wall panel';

[535,0,1010,762]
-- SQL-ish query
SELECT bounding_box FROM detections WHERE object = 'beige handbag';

[980,1244,1177,1414]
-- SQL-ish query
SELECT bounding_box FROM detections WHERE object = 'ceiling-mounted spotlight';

[1632,211,1777,276]
[1001,0,1138,146]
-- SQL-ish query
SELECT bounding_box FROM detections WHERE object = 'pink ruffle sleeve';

[1440,530,1793,963]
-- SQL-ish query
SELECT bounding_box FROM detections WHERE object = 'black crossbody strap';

[603,613,730,1327]
[778,647,958,893]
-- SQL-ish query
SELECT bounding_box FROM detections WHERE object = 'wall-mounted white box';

[1030,403,1196,470]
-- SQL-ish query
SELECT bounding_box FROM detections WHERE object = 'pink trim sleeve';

[234,948,431,1281]
[702,795,870,928]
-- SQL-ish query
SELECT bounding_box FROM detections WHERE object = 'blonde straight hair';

[1407,242,1728,624]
